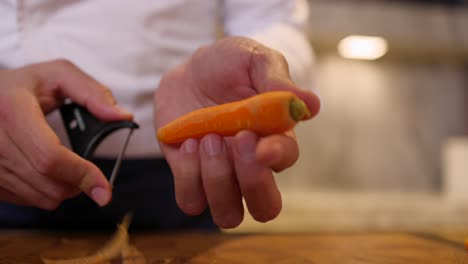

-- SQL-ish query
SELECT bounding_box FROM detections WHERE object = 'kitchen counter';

[1,229,467,263]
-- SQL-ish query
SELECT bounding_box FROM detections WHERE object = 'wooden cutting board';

[0,231,466,263]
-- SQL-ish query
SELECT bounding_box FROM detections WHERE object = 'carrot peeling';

[41,214,145,264]
[157,91,311,144]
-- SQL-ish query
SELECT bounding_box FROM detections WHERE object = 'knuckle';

[76,164,102,190]
[250,46,270,64]
[193,45,210,58]
[274,52,291,75]
[178,166,198,181]
[271,50,289,66]
[250,46,290,73]
[65,188,81,199]
[190,45,210,66]
[204,165,232,184]
[33,147,61,176]
[51,58,77,71]
[220,36,256,54]
[48,188,69,202]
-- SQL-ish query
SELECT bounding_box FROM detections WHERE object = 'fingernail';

[314,89,323,113]
[114,105,133,117]
[203,135,223,156]
[182,138,198,154]
[312,87,320,97]
[103,90,117,105]
[90,187,109,206]
[236,131,257,161]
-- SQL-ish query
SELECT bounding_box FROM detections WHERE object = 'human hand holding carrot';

[154,37,320,228]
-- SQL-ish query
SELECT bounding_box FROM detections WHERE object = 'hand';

[154,37,320,228]
[0,60,132,210]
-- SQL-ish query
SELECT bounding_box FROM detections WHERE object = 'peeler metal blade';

[59,101,139,186]
[109,128,134,187]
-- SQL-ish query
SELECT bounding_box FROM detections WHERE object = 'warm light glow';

[338,35,388,60]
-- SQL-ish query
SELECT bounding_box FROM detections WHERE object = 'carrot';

[157,91,311,144]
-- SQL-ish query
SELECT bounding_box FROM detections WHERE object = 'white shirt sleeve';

[222,0,315,90]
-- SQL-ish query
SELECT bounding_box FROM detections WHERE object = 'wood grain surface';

[0,230,467,263]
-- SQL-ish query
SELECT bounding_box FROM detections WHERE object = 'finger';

[256,130,299,173]
[200,134,243,228]
[167,139,207,216]
[0,129,82,202]
[0,187,29,206]
[232,130,282,223]
[26,59,133,121]
[0,167,60,210]
[3,92,111,206]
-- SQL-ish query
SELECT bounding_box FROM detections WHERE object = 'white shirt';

[0,0,314,158]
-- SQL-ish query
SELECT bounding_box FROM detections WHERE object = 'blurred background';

[232,0,468,233]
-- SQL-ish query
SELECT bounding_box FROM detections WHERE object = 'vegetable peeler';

[59,100,139,186]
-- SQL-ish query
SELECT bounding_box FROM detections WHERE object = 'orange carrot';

[157,91,311,144]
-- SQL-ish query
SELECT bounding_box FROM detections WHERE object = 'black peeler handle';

[59,101,139,160]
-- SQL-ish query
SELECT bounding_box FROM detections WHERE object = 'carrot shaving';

[121,245,146,264]
[41,214,146,264]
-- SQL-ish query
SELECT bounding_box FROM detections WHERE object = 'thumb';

[186,37,320,118]
[28,59,133,121]
[247,43,321,119]
[51,147,112,206]
[5,90,112,206]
